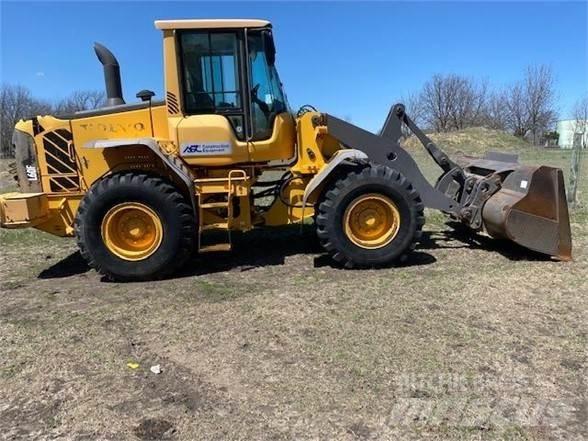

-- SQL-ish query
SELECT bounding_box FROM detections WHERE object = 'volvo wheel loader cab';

[0,19,572,281]
[159,19,296,166]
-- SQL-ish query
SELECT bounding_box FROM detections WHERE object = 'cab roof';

[154,19,271,30]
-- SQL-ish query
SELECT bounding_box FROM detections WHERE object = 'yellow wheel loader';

[0,19,572,281]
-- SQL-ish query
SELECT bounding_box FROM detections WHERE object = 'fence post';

[567,133,583,208]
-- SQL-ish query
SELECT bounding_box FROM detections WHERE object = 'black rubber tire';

[315,164,425,268]
[75,173,195,281]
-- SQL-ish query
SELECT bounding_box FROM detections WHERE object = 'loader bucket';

[480,164,572,260]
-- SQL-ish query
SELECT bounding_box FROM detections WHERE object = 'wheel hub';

[343,194,400,249]
[101,202,163,261]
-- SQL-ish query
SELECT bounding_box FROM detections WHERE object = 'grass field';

[0,131,586,440]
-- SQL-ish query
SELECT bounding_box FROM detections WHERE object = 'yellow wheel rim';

[101,202,163,261]
[343,193,401,249]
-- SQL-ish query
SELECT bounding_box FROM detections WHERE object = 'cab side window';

[179,31,245,138]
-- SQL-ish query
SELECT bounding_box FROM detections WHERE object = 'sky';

[1,1,587,132]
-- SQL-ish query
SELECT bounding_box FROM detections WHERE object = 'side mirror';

[261,29,276,66]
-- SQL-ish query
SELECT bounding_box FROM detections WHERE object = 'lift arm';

[381,104,465,180]
[314,109,463,214]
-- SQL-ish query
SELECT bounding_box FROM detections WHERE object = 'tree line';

[0,85,105,158]
[401,64,558,145]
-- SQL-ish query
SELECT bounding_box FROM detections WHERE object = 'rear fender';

[84,138,196,210]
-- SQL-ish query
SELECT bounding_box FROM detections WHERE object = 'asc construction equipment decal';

[181,142,232,156]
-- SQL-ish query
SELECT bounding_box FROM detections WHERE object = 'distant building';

[557,119,588,149]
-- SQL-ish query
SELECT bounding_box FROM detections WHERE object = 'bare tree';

[524,65,557,144]
[420,74,487,133]
[504,65,557,143]
[504,82,528,137]
[403,91,425,126]
[0,84,52,158]
[396,92,425,138]
[448,77,487,130]
[567,96,588,207]
[54,90,105,114]
[482,89,509,130]
[421,74,452,132]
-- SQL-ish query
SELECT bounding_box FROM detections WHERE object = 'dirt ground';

[0,144,587,440]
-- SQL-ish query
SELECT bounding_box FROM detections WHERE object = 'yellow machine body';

[3,112,321,236]
[2,96,332,238]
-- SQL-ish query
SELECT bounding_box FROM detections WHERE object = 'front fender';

[302,149,368,207]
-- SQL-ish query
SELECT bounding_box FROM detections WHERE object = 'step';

[200,201,229,209]
[199,243,232,253]
[200,222,229,231]
[194,176,250,196]
[194,176,247,183]
[197,185,228,194]
[197,184,242,195]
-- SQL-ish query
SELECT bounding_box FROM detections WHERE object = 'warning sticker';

[25,165,38,181]
[180,142,232,156]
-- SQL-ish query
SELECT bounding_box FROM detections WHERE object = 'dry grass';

[0,138,587,440]
[402,127,531,155]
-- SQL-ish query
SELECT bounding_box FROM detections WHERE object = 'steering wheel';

[250,83,270,117]
[251,83,261,98]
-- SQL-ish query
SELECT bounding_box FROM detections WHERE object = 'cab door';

[175,30,250,166]
[246,30,295,163]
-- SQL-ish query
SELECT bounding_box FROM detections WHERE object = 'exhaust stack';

[93,42,125,106]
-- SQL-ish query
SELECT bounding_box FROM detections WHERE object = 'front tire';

[75,173,195,281]
[315,164,424,268]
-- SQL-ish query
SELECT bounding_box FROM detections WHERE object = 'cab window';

[179,31,245,138]
[247,32,288,140]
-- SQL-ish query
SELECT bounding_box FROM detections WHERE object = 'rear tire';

[75,173,195,281]
[315,164,424,268]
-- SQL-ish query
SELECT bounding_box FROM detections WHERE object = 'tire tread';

[75,172,194,281]
[315,164,425,268]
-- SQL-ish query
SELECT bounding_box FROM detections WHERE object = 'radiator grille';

[42,129,80,192]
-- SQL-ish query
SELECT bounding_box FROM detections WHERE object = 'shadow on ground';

[418,221,552,262]
[176,225,438,277]
[38,251,90,279]
[36,222,549,281]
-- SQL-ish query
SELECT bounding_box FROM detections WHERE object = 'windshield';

[247,31,289,140]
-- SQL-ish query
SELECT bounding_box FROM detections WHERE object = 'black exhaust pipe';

[93,42,125,106]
